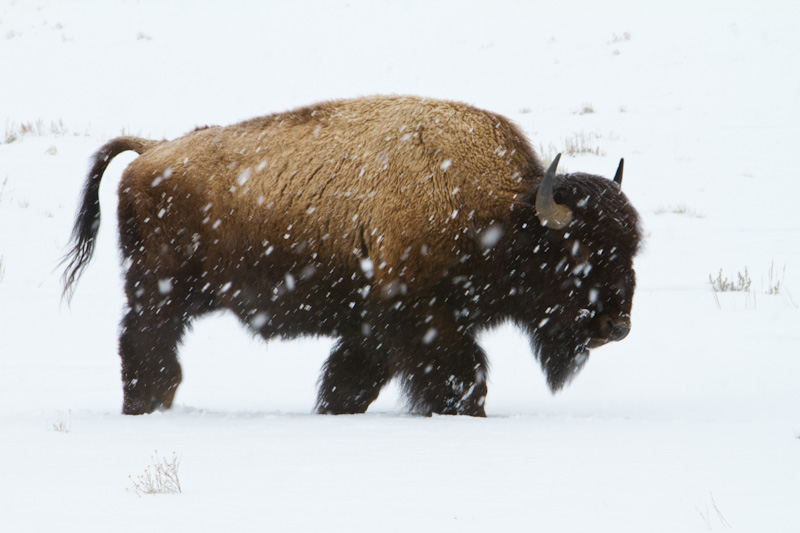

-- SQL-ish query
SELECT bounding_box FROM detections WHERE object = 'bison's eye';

[613,281,627,299]
[569,239,591,262]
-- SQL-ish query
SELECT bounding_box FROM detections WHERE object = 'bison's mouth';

[587,337,610,349]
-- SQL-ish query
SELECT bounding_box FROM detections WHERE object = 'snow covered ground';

[1,1,799,531]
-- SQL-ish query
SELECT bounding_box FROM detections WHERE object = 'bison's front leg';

[316,336,391,414]
[397,329,488,417]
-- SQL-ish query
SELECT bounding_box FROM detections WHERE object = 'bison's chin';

[532,340,591,394]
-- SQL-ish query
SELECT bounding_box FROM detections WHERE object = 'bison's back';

[119,96,542,292]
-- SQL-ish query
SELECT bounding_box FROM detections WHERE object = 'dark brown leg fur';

[120,305,186,415]
[117,261,210,415]
[317,336,391,414]
[396,331,488,417]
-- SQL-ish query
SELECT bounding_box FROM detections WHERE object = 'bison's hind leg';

[316,336,391,414]
[120,307,185,414]
[119,272,208,415]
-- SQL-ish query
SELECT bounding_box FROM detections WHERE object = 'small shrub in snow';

[50,410,71,433]
[710,264,793,309]
[563,131,605,156]
[654,204,705,218]
[3,119,70,144]
[710,264,789,296]
[609,32,632,44]
[766,262,785,295]
[537,132,606,163]
[128,451,182,496]
[709,268,751,293]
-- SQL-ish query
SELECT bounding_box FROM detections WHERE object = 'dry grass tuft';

[537,131,606,162]
[563,131,605,156]
[655,204,705,218]
[3,119,70,144]
[708,263,794,310]
[50,410,72,433]
[128,451,182,496]
[766,262,785,295]
[709,268,752,293]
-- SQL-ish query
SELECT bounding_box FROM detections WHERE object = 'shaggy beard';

[528,329,591,393]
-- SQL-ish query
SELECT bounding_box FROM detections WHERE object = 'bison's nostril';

[609,323,630,341]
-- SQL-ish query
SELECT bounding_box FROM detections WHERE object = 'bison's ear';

[535,153,573,230]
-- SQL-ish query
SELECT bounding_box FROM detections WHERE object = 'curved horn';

[613,158,624,186]
[535,153,573,230]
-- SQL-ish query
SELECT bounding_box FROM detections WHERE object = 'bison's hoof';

[122,396,172,415]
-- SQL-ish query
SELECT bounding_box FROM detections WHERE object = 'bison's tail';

[61,136,161,302]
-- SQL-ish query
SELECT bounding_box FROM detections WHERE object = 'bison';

[62,95,642,417]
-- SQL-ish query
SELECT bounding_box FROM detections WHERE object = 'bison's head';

[511,154,642,393]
